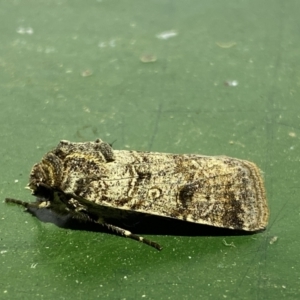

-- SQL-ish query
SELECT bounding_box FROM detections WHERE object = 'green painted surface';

[0,1,299,299]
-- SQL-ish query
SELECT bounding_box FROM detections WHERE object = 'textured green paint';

[1,0,299,299]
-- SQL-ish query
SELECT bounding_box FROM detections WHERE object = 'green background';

[1,1,299,299]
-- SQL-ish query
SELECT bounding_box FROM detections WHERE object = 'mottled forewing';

[59,148,268,231]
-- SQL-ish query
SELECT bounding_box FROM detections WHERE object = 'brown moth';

[6,139,269,250]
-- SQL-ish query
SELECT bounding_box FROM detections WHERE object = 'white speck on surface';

[98,40,116,48]
[216,42,236,48]
[156,30,177,40]
[140,54,157,63]
[228,140,245,148]
[289,132,296,137]
[225,80,238,87]
[16,27,34,34]
[26,27,34,34]
[98,42,107,48]
[16,27,26,34]
[45,47,55,54]
[83,106,91,113]
[30,263,38,268]
[14,179,19,183]
[269,236,278,244]
[81,70,93,77]
[109,39,116,47]
[1,250,8,254]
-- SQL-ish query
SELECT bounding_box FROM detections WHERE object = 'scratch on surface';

[148,103,163,151]
[30,263,38,268]
[222,239,236,248]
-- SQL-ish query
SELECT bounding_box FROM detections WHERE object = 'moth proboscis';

[5,139,269,251]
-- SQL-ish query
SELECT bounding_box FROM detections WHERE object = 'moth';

[5,139,269,250]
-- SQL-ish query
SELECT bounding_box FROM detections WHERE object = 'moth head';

[28,152,63,197]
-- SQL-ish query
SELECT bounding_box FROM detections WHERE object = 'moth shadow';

[26,207,257,237]
[114,214,256,237]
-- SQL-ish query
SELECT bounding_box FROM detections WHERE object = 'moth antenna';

[103,223,162,251]
[5,198,30,208]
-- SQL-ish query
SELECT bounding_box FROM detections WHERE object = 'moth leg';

[102,223,162,251]
[70,211,162,251]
